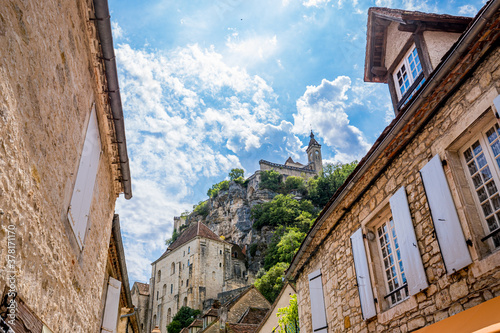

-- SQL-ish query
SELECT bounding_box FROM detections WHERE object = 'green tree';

[276,294,299,333]
[167,306,201,333]
[165,228,179,246]
[264,226,306,270]
[254,262,289,303]
[207,180,230,198]
[194,201,209,217]
[260,170,283,192]
[251,194,317,230]
[229,168,245,181]
[283,176,306,195]
[307,161,357,208]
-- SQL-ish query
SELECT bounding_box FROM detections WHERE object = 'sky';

[109,0,485,283]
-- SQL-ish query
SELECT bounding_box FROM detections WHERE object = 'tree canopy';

[167,306,201,333]
[254,262,288,303]
[229,168,244,181]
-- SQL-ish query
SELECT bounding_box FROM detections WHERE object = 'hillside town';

[1,0,500,333]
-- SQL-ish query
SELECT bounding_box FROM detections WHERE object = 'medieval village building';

[287,2,500,332]
[0,0,135,332]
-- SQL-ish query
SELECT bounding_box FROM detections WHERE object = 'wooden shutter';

[101,276,122,333]
[308,269,327,333]
[390,187,428,295]
[420,155,472,274]
[67,108,101,249]
[350,229,376,320]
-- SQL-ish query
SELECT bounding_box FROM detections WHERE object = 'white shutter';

[308,269,327,333]
[101,276,122,333]
[350,229,376,320]
[390,187,428,295]
[67,108,101,249]
[420,155,472,274]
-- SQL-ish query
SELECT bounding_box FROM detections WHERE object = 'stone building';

[132,282,151,333]
[147,222,248,333]
[255,282,296,333]
[0,0,132,331]
[287,3,500,333]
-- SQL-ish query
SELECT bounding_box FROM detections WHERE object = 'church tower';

[306,131,322,174]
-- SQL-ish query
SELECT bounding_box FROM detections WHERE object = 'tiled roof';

[226,323,259,333]
[188,319,203,328]
[202,308,219,318]
[155,222,225,262]
[135,282,150,296]
[238,308,268,325]
[179,328,188,333]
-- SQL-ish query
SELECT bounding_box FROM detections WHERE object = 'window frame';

[393,45,424,101]
[458,123,500,250]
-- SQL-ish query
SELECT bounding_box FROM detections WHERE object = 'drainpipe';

[93,0,132,199]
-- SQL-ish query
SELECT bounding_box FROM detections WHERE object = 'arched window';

[183,297,187,307]
[167,308,172,325]
[186,279,189,287]
[212,271,215,280]
[171,262,175,274]
[219,263,222,267]
[157,270,161,282]
[162,284,167,296]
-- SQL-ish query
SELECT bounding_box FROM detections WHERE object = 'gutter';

[93,0,132,199]
[286,0,500,280]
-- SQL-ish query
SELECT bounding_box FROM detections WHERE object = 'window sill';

[471,248,500,278]
[377,295,418,324]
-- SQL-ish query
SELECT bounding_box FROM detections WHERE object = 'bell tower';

[306,131,322,174]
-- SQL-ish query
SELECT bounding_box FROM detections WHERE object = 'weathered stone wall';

[0,0,122,331]
[131,285,150,332]
[296,47,500,332]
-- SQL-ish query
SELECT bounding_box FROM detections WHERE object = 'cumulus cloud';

[458,5,477,16]
[302,0,332,7]
[293,76,371,162]
[225,34,279,68]
[114,42,300,282]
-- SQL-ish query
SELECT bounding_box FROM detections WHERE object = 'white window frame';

[393,45,424,101]
[67,108,101,250]
[459,123,500,250]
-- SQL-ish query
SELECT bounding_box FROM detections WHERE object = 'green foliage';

[307,161,357,208]
[249,243,259,257]
[283,176,306,195]
[276,294,299,333]
[207,180,230,198]
[254,262,289,303]
[260,170,283,192]
[251,194,317,231]
[264,226,306,270]
[194,201,209,217]
[165,228,179,246]
[229,168,245,181]
[167,306,201,333]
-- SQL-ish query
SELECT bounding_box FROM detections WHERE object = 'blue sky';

[110,0,484,283]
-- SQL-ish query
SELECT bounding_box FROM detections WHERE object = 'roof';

[238,308,269,325]
[179,328,188,333]
[226,323,259,333]
[259,160,316,173]
[307,131,321,149]
[202,308,219,318]
[224,286,270,310]
[364,7,472,83]
[287,0,500,280]
[133,282,150,296]
[285,157,295,164]
[187,319,203,328]
[154,222,225,263]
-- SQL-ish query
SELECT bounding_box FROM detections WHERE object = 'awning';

[415,295,500,333]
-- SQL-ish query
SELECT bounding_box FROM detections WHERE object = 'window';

[157,270,161,282]
[187,259,190,266]
[162,284,167,296]
[220,250,222,255]
[460,123,500,249]
[308,269,327,333]
[376,217,408,306]
[67,108,101,250]
[167,308,172,325]
[181,280,183,286]
[156,291,159,301]
[188,246,190,254]
[393,45,425,104]
[101,277,121,333]
[170,284,173,294]
[186,279,189,287]
[171,262,175,275]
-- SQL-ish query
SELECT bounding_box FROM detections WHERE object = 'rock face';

[185,181,276,273]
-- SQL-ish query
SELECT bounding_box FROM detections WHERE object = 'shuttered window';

[308,269,328,333]
[389,187,428,296]
[420,154,472,274]
[67,108,101,249]
[350,229,377,319]
[101,276,121,333]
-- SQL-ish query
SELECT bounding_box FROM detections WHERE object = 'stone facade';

[147,222,248,333]
[132,282,151,333]
[0,0,131,331]
[288,4,500,333]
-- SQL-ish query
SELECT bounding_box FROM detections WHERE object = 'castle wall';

[0,0,124,331]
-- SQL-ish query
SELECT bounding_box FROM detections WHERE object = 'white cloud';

[302,0,331,7]
[293,76,371,162]
[458,4,477,16]
[401,0,438,12]
[225,34,279,67]
[375,0,393,7]
[111,21,125,40]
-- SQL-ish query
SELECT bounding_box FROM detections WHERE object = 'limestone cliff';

[183,181,276,273]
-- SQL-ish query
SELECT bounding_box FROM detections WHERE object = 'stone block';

[407,317,426,331]
[449,279,468,301]
[435,289,451,310]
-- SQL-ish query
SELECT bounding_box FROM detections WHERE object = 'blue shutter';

[420,155,472,274]
[390,187,428,295]
[350,229,376,320]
